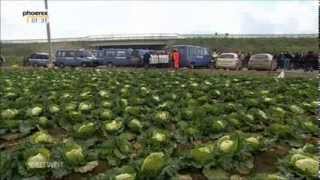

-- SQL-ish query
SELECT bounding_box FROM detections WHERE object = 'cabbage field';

[0,69,318,180]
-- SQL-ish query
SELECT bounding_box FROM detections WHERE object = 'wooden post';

[44,0,53,68]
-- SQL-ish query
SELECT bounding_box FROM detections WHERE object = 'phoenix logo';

[23,10,48,23]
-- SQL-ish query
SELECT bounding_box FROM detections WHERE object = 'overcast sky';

[1,0,318,40]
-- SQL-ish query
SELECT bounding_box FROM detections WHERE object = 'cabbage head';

[269,124,291,137]
[49,105,60,113]
[245,136,262,150]
[155,111,170,124]
[217,135,239,155]
[79,102,92,111]
[64,144,85,166]
[191,144,214,165]
[128,119,143,132]
[38,116,49,127]
[151,130,168,143]
[100,109,113,120]
[251,173,288,180]
[75,122,96,137]
[26,148,51,169]
[28,106,43,116]
[101,101,112,108]
[115,173,135,180]
[212,120,226,133]
[141,152,166,177]
[271,107,286,118]
[289,105,304,114]
[290,153,318,177]
[1,109,18,119]
[104,119,123,133]
[65,102,77,111]
[302,121,318,133]
[99,90,110,98]
[32,131,54,144]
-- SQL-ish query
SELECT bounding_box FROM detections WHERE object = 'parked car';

[248,53,277,71]
[215,53,241,70]
[171,45,212,68]
[95,49,142,67]
[54,49,98,68]
[26,53,49,67]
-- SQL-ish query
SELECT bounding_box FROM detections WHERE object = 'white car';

[215,53,241,70]
[248,53,277,71]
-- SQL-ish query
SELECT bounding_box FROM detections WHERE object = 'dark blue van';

[55,49,98,67]
[96,49,142,67]
[171,45,212,68]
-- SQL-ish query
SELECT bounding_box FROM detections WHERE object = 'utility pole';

[44,0,53,68]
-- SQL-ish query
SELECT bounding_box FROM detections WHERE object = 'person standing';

[0,55,4,67]
[143,51,151,69]
[283,52,291,70]
[172,49,181,70]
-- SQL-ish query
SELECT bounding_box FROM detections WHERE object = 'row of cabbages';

[0,69,318,179]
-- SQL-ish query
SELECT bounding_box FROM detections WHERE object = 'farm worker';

[169,51,174,68]
[0,55,4,66]
[172,49,181,70]
[283,52,292,71]
[277,52,284,69]
[143,51,151,69]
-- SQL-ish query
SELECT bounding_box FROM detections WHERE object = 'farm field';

[0,69,318,180]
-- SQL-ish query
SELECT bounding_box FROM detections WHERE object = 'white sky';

[1,0,318,40]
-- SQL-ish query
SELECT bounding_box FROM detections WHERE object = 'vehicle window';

[75,51,82,57]
[253,55,269,60]
[97,51,104,57]
[61,51,66,57]
[198,48,202,56]
[203,49,209,55]
[117,51,126,57]
[193,48,198,56]
[105,50,115,57]
[65,51,75,57]
[82,51,93,57]
[41,55,48,59]
[30,54,37,59]
[219,54,235,59]
[190,48,195,56]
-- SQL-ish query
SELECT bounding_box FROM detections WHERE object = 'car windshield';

[253,55,269,60]
[81,51,94,57]
[219,54,235,59]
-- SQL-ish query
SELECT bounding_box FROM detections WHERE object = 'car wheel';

[190,63,195,69]
[81,63,87,68]
[59,63,65,68]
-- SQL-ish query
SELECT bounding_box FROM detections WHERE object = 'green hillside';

[175,37,318,53]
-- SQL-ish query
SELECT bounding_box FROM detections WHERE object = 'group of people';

[275,51,318,71]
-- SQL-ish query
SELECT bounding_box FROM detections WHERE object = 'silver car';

[248,53,277,71]
[215,53,241,70]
